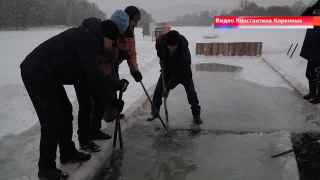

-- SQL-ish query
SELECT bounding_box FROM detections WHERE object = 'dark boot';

[309,80,320,104]
[92,130,112,140]
[303,80,317,100]
[147,112,160,121]
[119,113,125,119]
[310,96,320,104]
[38,168,68,180]
[193,115,203,124]
[80,141,101,152]
[60,150,91,164]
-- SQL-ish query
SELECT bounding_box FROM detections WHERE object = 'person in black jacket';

[300,0,320,104]
[74,10,130,154]
[75,47,126,153]
[149,30,202,124]
[20,18,128,180]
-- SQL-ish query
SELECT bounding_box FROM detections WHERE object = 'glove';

[162,88,170,98]
[114,99,124,112]
[131,71,143,82]
[118,50,130,60]
[312,1,320,10]
[119,79,129,92]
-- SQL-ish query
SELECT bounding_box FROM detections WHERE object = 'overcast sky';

[88,0,314,17]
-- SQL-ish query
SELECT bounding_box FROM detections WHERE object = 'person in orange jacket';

[117,6,142,82]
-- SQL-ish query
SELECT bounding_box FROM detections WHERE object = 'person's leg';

[308,60,320,103]
[304,60,317,100]
[74,81,101,151]
[151,75,164,117]
[182,77,202,124]
[56,84,76,155]
[74,82,92,145]
[21,71,68,179]
[90,90,112,140]
[57,85,91,163]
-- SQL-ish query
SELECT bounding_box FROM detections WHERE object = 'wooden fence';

[196,42,262,56]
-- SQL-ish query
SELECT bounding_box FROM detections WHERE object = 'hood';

[82,17,103,39]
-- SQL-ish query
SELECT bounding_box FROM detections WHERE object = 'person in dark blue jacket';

[74,10,130,154]
[20,18,128,180]
[149,30,202,124]
[300,0,320,104]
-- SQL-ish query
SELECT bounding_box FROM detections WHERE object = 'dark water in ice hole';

[94,63,320,180]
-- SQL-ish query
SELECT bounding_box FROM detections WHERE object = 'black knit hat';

[124,6,141,20]
[166,30,180,46]
[101,20,120,41]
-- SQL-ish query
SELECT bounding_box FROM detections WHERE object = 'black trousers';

[151,73,201,116]
[306,60,320,81]
[21,71,76,171]
[74,81,105,144]
[75,65,119,140]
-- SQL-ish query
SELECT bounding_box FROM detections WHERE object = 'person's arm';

[155,36,165,65]
[74,34,122,108]
[118,36,143,82]
[126,38,138,72]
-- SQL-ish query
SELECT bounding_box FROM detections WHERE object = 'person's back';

[21,18,114,87]
[300,6,320,61]
[156,32,192,77]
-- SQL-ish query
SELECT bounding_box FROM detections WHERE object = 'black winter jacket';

[20,17,120,106]
[300,7,320,61]
[155,33,192,89]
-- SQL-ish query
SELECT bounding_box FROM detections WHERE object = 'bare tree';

[291,1,307,15]
[239,0,249,9]
[0,0,106,29]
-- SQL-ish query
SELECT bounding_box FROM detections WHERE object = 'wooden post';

[212,43,219,56]
[218,43,224,56]
[196,43,199,55]
[233,42,239,56]
[223,43,229,56]
[287,43,293,55]
[204,43,213,56]
[228,42,234,56]
[199,43,205,55]
[245,42,250,56]
[257,42,262,56]
[249,42,257,56]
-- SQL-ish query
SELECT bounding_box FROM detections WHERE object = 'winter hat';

[124,6,141,20]
[101,20,120,41]
[110,10,129,32]
[166,30,180,46]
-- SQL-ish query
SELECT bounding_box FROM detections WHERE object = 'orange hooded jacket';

[117,28,139,72]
